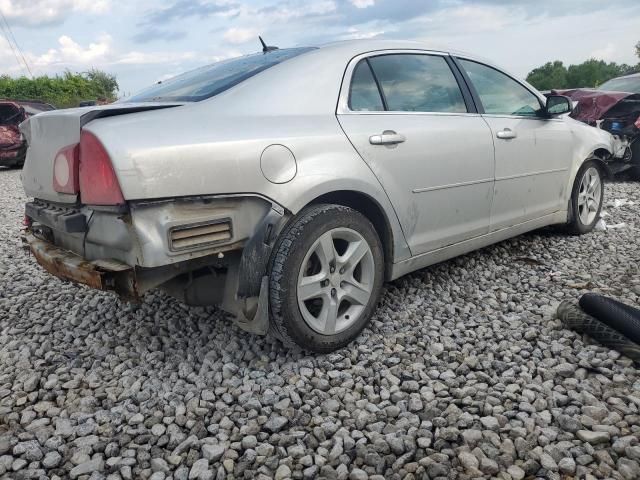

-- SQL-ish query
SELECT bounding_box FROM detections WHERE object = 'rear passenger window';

[349,60,384,111]
[458,59,542,117]
[368,54,467,113]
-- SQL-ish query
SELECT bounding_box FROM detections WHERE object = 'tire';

[566,160,604,235]
[557,300,640,362]
[268,204,384,353]
[579,293,640,345]
[628,141,640,180]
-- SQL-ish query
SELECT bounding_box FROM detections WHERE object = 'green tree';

[566,59,626,88]
[84,69,118,100]
[527,58,638,90]
[0,69,119,108]
[636,41,640,60]
[526,61,568,90]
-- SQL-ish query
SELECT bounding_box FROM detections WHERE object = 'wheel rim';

[297,227,375,335]
[577,167,601,226]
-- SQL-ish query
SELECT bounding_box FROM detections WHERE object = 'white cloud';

[433,5,512,32]
[58,34,111,62]
[223,27,258,45]
[0,0,110,26]
[590,43,617,61]
[116,51,196,65]
[350,0,375,8]
[28,34,112,68]
[267,0,337,21]
[0,33,198,78]
[344,27,384,40]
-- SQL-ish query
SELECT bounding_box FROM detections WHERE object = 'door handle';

[496,128,517,140]
[369,131,406,146]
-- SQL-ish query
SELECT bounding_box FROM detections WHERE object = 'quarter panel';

[85,112,412,263]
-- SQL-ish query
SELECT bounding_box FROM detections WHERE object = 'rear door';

[455,58,573,230]
[337,52,495,256]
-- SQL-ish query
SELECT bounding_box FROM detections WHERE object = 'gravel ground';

[1,167,640,480]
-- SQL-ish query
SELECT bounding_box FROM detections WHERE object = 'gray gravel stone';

[42,451,62,469]
[202,444,225,462]
[1,172,639,480]
[189,459,209,479]
[274,464,291,479]
[577,430,611,444]
[264,416,288,433]
[507,464,525,480]
[558,457,576,474]
[70,458,104,478]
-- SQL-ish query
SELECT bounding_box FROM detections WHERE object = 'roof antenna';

[259,36,278,53]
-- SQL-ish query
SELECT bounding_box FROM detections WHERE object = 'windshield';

[598,76,640,94]
[126,47,315,103]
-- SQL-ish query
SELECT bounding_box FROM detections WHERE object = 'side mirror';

[545,95,572,116]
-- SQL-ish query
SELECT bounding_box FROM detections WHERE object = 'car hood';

[553,88,638,123]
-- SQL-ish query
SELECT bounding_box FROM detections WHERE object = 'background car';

[21,40,614,352]
[552,72,640,177]
[0,101,27,168]
[0,100,54,168]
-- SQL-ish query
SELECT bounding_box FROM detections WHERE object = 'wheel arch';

[307,190,395,281]
[590,147,613,178]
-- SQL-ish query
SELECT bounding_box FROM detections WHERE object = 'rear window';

[598,76,640,94]
[0,104,23,125]
[126,47,315,103]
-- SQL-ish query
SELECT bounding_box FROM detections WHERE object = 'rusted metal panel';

[23,231,137,298]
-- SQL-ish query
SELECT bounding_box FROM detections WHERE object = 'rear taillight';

[635,116,640,130]
[79,131,125,205]
[53,144,79,194]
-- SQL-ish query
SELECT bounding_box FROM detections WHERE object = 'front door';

[457,58,573,230]
[337,52,496,256]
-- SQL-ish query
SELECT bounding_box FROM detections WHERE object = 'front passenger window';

[459,59,542,117]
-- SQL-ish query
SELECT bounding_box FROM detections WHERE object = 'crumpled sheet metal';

[553,88,636,124]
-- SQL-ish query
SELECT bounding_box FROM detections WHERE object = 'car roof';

[311,39,518,80]
[611,72,640,80]
[188,38,543,117]
[316,39,448,54]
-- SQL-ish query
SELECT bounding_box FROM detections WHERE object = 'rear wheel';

[268,204,384,353]
[566,160,604,235]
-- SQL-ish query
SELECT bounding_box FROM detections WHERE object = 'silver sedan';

[21,40,613,352]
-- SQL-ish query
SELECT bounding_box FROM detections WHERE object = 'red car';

[552,72,640,178]
[0,101,28,168]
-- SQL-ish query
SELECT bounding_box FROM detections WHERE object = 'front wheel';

[268,204,384,353]
[566,160,604,235]
[627,141,640,180]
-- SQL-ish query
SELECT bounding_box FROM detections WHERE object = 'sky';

[0,0,638,96]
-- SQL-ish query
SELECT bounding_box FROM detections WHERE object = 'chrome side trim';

[412,177,493,194]
[339,111,482,117]
[496,167,568,182]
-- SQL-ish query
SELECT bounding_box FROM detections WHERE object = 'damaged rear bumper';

[22,231,138,299]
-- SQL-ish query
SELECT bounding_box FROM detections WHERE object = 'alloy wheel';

[296,227,375,335]
[577,166,602,225]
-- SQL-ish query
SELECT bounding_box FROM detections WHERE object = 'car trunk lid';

[21,102,182,204]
